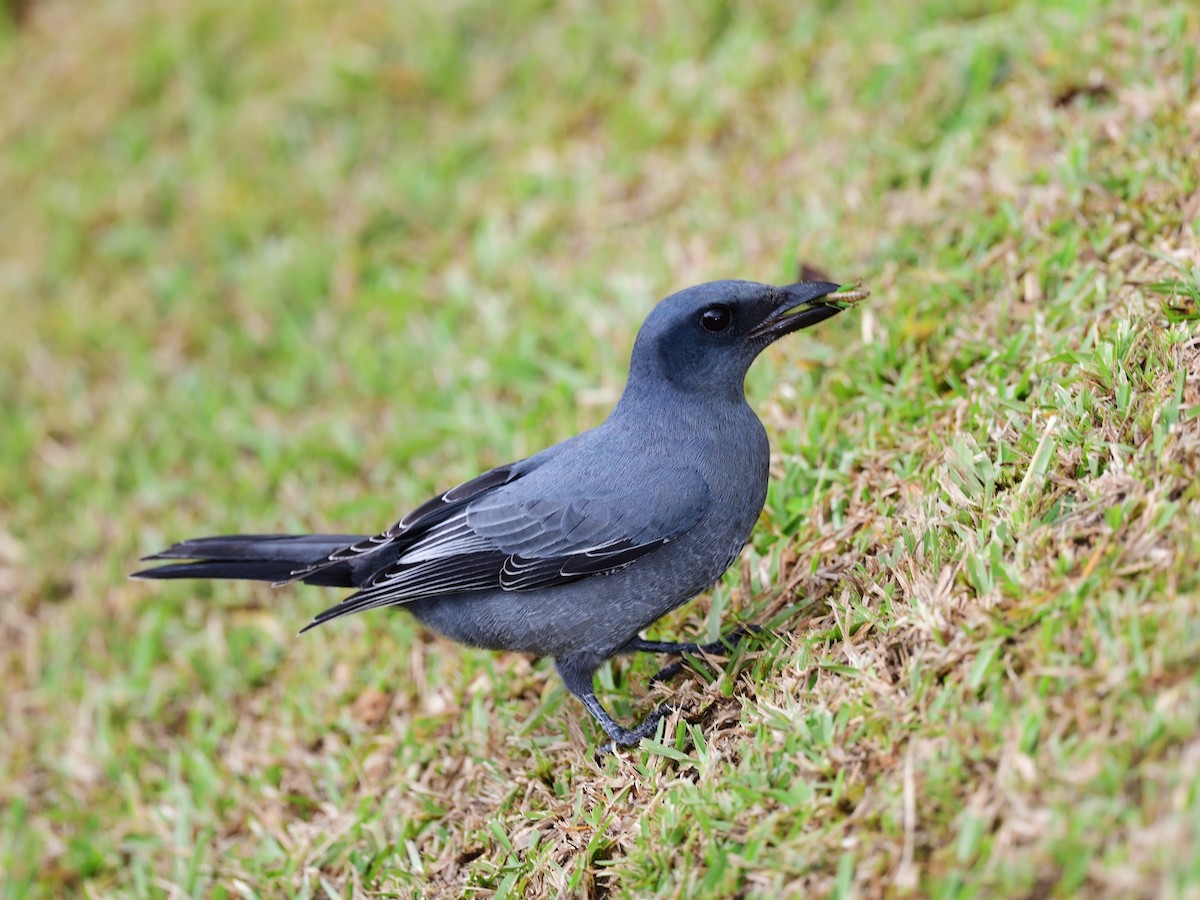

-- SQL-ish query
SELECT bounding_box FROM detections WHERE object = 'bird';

[134,279,865,754]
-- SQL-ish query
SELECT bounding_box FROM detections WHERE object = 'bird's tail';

[131,534,369,588]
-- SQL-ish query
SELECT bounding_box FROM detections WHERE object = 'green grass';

[2,0,1199,896]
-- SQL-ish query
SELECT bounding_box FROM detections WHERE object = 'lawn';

[2,0,1198,897]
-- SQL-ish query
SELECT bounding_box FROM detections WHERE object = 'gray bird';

[135,279,858,753]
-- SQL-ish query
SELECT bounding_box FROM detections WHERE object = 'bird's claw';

[593,702,678,760]
[648,624,764,685]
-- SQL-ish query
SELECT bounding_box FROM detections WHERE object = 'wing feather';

[280,463,522,584]
[302,451,711,630]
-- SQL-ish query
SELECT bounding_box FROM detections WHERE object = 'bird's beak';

[747,281,843,341]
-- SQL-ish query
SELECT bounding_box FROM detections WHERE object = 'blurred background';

[2,0,1197,896]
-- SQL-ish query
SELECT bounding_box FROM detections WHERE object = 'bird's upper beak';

[747,281,843,342]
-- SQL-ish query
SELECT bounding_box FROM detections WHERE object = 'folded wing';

[302,461,709,631]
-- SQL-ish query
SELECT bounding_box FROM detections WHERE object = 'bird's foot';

[641,624,763,685]
[592,702,677,760]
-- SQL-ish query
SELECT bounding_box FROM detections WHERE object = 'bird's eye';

[699,305,733,333]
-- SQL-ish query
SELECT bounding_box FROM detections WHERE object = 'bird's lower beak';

[747,281,844,341]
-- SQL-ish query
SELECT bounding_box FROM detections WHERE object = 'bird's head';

[621,279,851,403]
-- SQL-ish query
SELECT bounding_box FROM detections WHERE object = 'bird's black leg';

[555,655,674,757]
[620,623,762,657]
[619,624,762,684]
[580,694,674,756]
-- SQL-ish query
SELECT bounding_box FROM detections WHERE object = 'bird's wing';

[301,461,710,630]
[280,462,523,586]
